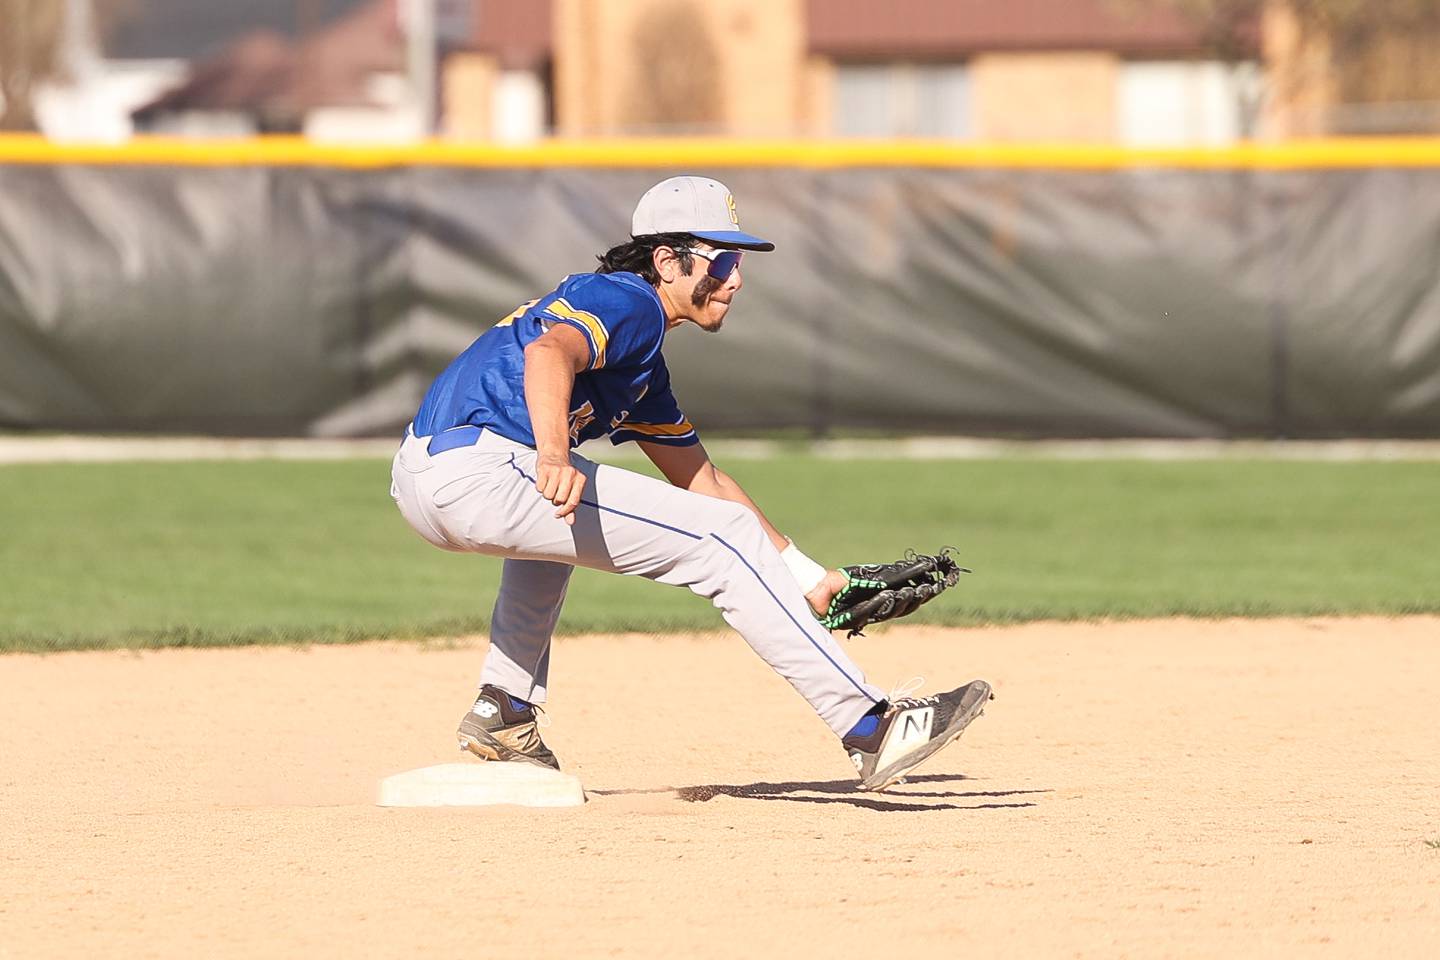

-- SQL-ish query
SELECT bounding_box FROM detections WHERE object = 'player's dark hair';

[595,233,696,285]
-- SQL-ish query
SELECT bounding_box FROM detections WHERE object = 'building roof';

[107,0,552,66]
[106,0,374,60]
[132,0,402,127]
[466,1,552,69]
[806,0,1256,58]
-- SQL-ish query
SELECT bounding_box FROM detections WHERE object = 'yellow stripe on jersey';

[544,298,609,368]
[494,298,538,329]
[618,420,695,437]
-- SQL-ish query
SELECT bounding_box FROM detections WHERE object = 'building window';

[834,62,970,138]
[1118,60,1261,146]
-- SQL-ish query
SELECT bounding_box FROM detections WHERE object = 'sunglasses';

[675,247,743,280]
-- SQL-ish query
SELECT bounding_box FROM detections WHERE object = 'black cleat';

[456,684,560,770]
[843,680,992,792]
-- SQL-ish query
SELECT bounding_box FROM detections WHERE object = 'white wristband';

[780,539,828,594]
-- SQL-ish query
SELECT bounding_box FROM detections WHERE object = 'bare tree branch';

[1132,0,1440,103]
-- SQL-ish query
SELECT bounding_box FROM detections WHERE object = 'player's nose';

[726,266,743,291]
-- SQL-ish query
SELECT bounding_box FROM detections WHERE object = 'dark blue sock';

[507,695,532,712]
[845,702,887,740]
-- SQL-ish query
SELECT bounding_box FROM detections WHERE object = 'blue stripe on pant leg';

[709,533,879,703]
[506,454,876,702]
[507,455,702,541]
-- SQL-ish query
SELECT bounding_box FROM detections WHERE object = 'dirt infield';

[4,619,1438,958]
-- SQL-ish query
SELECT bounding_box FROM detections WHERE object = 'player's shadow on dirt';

[593,774,1048,813]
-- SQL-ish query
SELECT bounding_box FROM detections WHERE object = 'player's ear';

[652,245,680,282]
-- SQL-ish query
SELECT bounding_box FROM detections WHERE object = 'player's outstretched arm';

[639,440,845,614]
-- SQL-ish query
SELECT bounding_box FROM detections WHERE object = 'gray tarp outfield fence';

[2,151,1439,438]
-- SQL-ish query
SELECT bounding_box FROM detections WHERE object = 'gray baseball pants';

[390,426,884,736]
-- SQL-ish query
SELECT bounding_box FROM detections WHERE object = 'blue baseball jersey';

[412,271,698,449]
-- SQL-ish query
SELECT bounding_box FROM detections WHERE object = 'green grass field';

[2,456,1437,652]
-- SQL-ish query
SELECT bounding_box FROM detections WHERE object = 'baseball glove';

[819,547,969,637]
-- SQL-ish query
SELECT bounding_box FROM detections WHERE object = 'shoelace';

[887,676,938,709]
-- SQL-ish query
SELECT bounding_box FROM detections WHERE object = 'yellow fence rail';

[6,134,1440,169]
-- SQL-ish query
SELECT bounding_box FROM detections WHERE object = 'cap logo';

[725,193,739,226]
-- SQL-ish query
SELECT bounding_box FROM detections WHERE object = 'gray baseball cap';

[631,176,774,251]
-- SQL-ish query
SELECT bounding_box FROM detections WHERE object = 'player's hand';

[805,569,849,617]
[535,452,585,525]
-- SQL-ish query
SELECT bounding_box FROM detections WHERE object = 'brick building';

[25,0,1413,143]
[495,0,1264,144]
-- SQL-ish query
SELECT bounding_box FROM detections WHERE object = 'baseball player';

[390,176,991,791]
